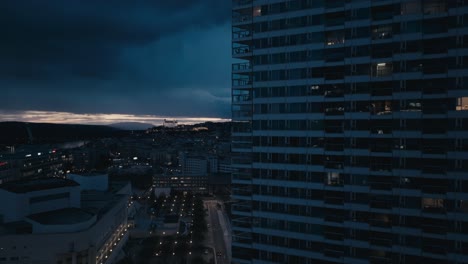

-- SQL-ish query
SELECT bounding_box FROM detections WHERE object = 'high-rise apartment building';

[231,0,468,263]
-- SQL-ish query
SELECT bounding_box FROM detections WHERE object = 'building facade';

[231,0,468,263]
[0,178,131,264]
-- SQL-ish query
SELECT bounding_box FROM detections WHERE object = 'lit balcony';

[372,63,393,77]
[372,26,393,40]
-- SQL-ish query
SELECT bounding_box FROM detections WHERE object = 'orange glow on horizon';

[0,110,230,126]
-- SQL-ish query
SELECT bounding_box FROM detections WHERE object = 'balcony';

[233,14,252,24]
[232,187,251,197]
[371,127,392,135]
[422,85,446,94]
[324,231,344,241]
[232,45,252,58]
[370,200,392,209]
[324,196,344,205]
[372,63,393,77]
[422,166,445,175]
[325,29,345,46]
[422,206,446,214]
[232,204,251,213]
[232,28,252,40]
[325,126,343,134]
[232,156,252,165]
[233,0,252,8]
[324,144,344,151]
[370,256,391,264]
[372,26,393,40]
[370,144,392,153]
[324,106,345,116]
[324,214,344,223]
[370,163,392,172]
[370,238,392,247]
[232,62,251,72]
[422,146,446,154]
[232,234,252,244]
[324,71,344,80]
[325,172,343,186]
[325,162,344,170]
[232,94,252,104]
[232,219,251,229]
[370,101,392,116]
[369,218,392,228]
[324,249,344,258]
[232,74,252,87]
[232,172,252,181]
[423,1,446,14]
[422,224,447,235]
[324,88,344,98]
[421,185,447,194]
[422,245,447,255]
[325,0,344,9]
[369,182,392,191]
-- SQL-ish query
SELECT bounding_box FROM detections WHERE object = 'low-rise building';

[0,177,131,264]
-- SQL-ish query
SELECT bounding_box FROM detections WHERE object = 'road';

[205,200,231,264]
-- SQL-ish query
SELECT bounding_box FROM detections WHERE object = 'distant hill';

[109,122,155,130]
[0,122,127,145]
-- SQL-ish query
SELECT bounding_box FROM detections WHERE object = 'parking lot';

[124,192,218,264]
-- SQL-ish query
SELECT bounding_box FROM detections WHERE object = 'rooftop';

[0,178,79,193]
[27,208,94,225]
[69,172,107,177]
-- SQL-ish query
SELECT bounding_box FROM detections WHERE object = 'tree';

[191,197,208,245]
[191,256,206,264]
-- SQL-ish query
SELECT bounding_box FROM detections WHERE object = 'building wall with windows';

[0,198,128,264]
[0,179,131,264]
[0,179,80,223]
[232,0,468,263]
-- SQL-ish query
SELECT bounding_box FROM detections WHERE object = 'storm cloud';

[0,0,232,119]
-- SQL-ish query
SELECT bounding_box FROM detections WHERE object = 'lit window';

[253,6,261,17]
[456,97,468,111]
[422,197,444,209]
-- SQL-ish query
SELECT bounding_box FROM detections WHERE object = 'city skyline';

[1,1,233,121]
[0,110,230,126]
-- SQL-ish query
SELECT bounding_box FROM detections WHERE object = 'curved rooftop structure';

[0,178,79,193]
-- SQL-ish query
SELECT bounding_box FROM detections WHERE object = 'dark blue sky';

[0,0,232,121]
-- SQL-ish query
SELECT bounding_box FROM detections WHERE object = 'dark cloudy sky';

[0,0,232,124]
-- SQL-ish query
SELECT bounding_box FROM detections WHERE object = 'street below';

[205,199,231,264]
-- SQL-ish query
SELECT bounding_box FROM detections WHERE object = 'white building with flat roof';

[67,172,108,191]
[0,177,131,264]
[0,178,80,223]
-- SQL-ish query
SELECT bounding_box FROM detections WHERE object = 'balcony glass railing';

[233,0,253,7]
[373,63,393,77]
[233,14,252,23]
[232,29,252,39]
[232,204,251,213]
[369,219,391,228]
[232,172,251,181]
[232,62,251,71]
[324,231,344,240]
[232,46,251,56]
[232,78,251,87]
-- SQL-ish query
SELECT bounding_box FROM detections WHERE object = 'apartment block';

[231,0,468,263]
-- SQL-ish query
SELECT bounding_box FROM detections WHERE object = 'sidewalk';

[204,201,217,264]
[216,207,231,263]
